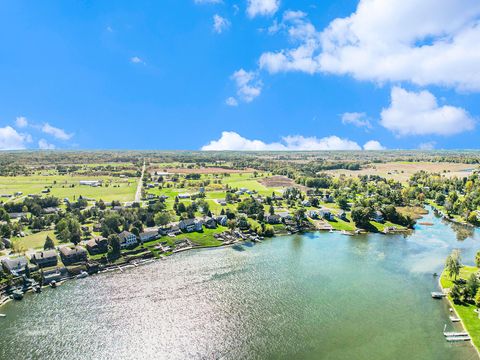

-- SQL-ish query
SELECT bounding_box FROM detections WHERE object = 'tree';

[450,284,462,304]
[43,235,55,250]
[269,205,275,215]
[466,273,480,299]
[154,211,172,229]
[476,251,480,268]
[227,219,236,233]
[445,249,462,281]
[108,234,121,256]
[475,288,480,308]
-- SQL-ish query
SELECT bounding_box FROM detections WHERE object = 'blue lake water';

[1,209,479,359]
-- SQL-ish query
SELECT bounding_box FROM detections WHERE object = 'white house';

[118,231,137,248]
[179,219,203,232]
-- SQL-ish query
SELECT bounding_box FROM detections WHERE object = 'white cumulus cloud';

[231,69,262,103]
[38,139,55,150]
[380,87,475,136]
[225,97,238,106]
[15,116,28,128]
[41,123,73,140]
[341,112,372,128]
[256,2,480,92]
[363,140,385,150]
[201,131,377,151]
[247,0,280,18]
[0,126,31,150]
[213,14,230,33]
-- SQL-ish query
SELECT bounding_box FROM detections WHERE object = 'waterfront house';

[319,209,333,221]
[86,236,108,255]
[215,215,228,226]
[266,214,282,224]
[203,217,217,229]
[1,256,28,275]
[372,211,384,223]
[178,193,191,199]
[307,210,319,219]
[118,231,138,248]
[59,246,88,265]
[42,269,62,284]
[179,219,203,232]
[30,250,58,268]
[338,211,347,221]
[301,200,311,207]
[277,212,292,220]
[139,230,158,243]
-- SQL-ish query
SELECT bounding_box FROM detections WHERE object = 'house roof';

[1,256,27,270]
[118,231,134,240]
[32,250,57,260]
[59,246,87,256]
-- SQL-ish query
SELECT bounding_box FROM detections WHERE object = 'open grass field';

[12,230,59,251]
[326,161,476,182]
[0,175,137,202]
[440,266,480,350]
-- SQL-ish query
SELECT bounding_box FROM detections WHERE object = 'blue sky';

[1,0,480,150]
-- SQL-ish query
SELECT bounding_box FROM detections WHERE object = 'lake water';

[1,209,480,359]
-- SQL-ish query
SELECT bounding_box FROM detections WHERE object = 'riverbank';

[440,267,480,356]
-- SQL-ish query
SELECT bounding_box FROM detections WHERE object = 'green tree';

[450,284,463,304]
[43,235,55,250]
[466,273,480,299]
[445,249,462,281]
[108,234,121,256]
[154,211,172,229]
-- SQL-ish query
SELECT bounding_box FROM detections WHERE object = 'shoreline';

[0,226,407,309]
[438,273,480,358]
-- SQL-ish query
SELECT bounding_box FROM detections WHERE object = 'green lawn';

[0,175,137,202]
[327,218,356,231]
[12,230,59,250]
[441,266,480,350]
[171,226,226,247]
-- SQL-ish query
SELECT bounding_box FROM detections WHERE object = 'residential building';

[179,219,203,232]
[139,230,158,243]
[86,236,108,255]
[59,246,88,265]
[30,250,58,268]
[215,215,228,226]
[1,256,28,275]
[307,210,319,219]
[320,209,333,221]
[118,231,138,248]
[266,214,282,224]
[302,200,311,207]
[372,211,384,223]
[203,217,217,229]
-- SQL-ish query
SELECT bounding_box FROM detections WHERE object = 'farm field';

[326,162,477,182]
[0,175,137,202]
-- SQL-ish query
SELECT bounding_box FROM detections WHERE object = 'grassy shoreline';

[440,267,480,355]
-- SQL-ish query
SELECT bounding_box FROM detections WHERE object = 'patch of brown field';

[157,167,256,174]
[326,162,476,182]
[260,175,309,191]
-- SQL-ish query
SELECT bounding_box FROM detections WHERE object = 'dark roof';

[32,250,57,260]
[1,256,28,270]
[180,219,195,226]
[59,246,87,256]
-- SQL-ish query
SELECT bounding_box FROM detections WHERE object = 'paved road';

[135,160,146,203]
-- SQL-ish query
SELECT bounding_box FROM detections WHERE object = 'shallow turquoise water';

[1,210,479,359]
